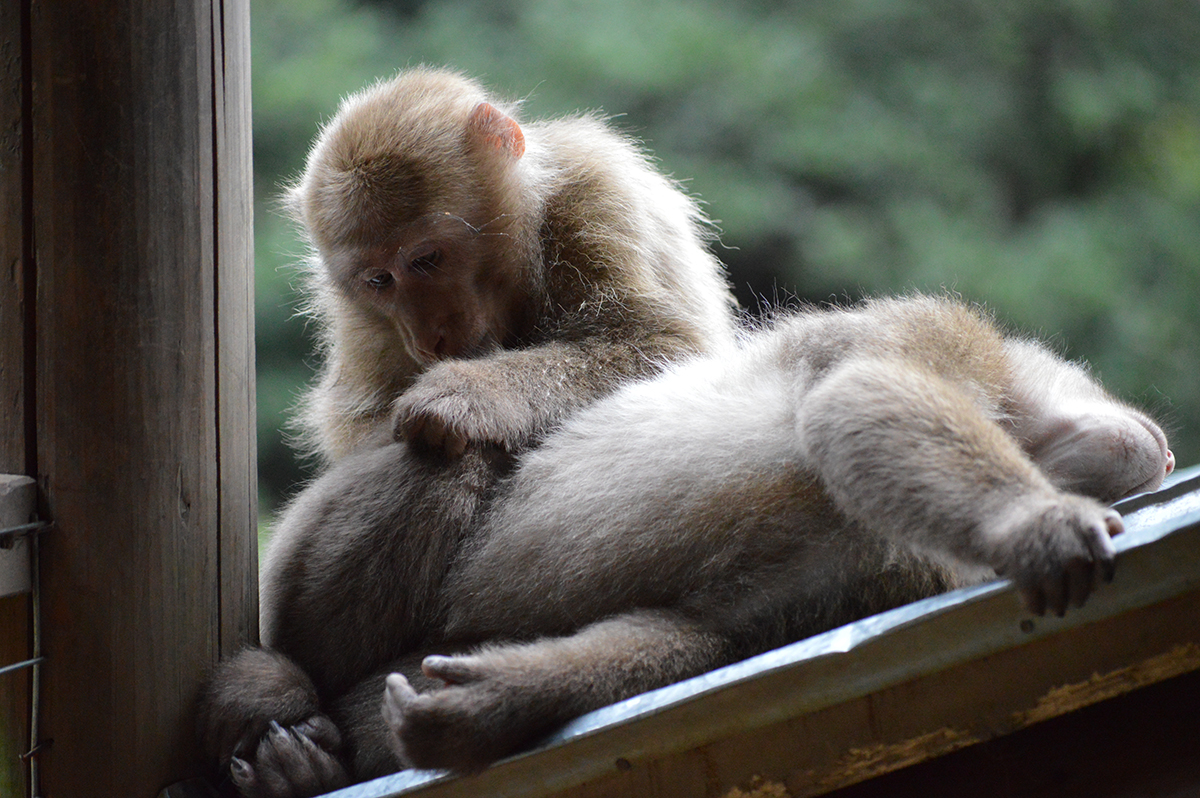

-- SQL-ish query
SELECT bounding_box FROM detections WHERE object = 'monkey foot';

[991,494,1121,618]
[382,657,525,774]
[229,717,349,798]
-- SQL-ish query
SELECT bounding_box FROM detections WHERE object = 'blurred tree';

[252,0,1200,514]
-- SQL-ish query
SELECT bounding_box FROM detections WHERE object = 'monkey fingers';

[400,410,470,459]
[392,362,532,457]
[422,654,473,685]
[381,672,419,763]
[230,719,349,798]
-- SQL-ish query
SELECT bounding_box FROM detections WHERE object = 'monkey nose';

[412,332,448,363]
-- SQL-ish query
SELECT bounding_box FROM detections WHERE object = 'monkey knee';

[198,647,322,766]
[1033,408,1172,502]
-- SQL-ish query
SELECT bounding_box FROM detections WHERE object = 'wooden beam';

[0,0,32,793]
[15,2,256,796]
[819,666,1200,798]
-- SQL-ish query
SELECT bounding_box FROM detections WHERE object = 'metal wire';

[0,519,49,798]
[0,657,43,678]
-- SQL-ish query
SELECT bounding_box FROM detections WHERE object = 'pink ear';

[467,102,526,159]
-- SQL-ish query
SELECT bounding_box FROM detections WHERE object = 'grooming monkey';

[201,66,737,796]
[288,67,736,463]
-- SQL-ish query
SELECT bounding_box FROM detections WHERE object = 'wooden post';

[0,1,257,796]
[0,0,33,794]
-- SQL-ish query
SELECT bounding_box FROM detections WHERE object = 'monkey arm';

[391,330,701,457]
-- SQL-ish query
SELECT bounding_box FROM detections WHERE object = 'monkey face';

[292,72,538,368]
[325,213,529,366]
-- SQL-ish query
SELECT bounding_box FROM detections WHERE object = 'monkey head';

[289,69,541,365]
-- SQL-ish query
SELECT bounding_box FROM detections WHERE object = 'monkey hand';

[392,361,535,458]
[382,653,535,774]
[228,716,349,798]
[987,493,1121,618]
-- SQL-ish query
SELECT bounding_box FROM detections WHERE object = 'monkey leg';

[198,647,349,798]
[797,358,1121,617]
[380,609,728,773]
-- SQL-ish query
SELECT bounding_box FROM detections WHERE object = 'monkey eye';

[365,272,394,290]
[406,249,442,275]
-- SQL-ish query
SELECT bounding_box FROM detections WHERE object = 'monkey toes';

[229,717,348,798]
[991,495,1121,617]
[383,656,521,774]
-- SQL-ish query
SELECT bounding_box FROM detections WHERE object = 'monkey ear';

[467,102,526,159]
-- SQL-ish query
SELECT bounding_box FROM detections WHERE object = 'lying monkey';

[378,294,1172,772]
[205,295,1171,796]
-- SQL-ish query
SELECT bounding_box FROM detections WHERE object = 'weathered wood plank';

[821,666,1200,798]
[213,0,258,660]
[0,0,27,473]
[26,2,255,795]
[0,0,30,793]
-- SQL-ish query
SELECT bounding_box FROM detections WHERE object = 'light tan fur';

[286,67,736,462]
[380,295,1172,772]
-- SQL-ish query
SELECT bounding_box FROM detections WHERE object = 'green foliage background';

[253,0,1200,514]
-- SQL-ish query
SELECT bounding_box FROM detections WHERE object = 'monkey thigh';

[261,442,508,697]
[795,357,1045,542]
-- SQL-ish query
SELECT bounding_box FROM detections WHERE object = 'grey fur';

[203,295,1171,793]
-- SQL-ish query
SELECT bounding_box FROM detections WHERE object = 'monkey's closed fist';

[392,360,535,458]
[987,493,1122,618]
